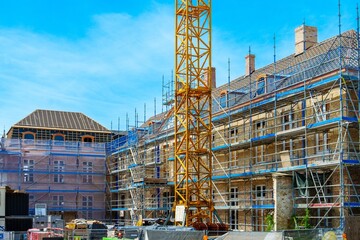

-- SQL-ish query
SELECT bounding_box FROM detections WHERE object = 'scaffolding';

[0,138,107,222]
[107,29,360,233]
[106,116,173,226]
[209,29,360,231]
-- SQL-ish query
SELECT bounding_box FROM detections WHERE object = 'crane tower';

[174,0,213,226]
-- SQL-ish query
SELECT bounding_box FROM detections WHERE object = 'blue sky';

[0,0,358,132]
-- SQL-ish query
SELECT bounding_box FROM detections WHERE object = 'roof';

[213,29,357,98]
[12,109,110,133]
[144,29,358,137]
[140,111,169,128]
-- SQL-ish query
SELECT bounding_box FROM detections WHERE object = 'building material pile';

[65,219,108,239]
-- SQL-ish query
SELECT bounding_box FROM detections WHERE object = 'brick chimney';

[204,67,216,89]
[210,67,216,88]
[245,54,255,76]
[295,25,318,55]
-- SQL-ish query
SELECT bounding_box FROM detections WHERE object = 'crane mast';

[174,0,213,226]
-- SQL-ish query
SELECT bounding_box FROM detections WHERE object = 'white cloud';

[1,1,356,132]
[0,4,174,131]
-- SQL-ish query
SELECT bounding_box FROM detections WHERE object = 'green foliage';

[265,212,274,231]
[292,208,312,230]
[290,215,298,229]
[302,208,311,229]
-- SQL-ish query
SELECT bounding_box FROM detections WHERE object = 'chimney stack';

[205,67,216,89]
[245,54,255,76]
[295,25,318,55]
[210,67,216,88]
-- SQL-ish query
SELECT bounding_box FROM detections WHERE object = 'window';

[254,121,266,163]
[314,101,330,122]
[82,136,94,143]
[53,195,64,207]
[230,187,238,206]
[53,133,65,141]
[220,95,227,108]
[229,127,238,143]
[315,132,329,155]
[230,127,238,136]
[82,196,93,219]
[163,192,170,209]
[255,121,266,137]
[155,145,160,164]
[282,111,295,130]
[82,196,93,207]
[230,152,238,167]
[53,133,65,146]
[148,123,154,134]
[53,160,64,183]
[256,121,266,129]
[230,187,238,230]
[256,185,266,199]
[23,159,34,182]
[23,132,35,140]
[219,90,227,108]
[256,77,266,95]
[83,161,93,183]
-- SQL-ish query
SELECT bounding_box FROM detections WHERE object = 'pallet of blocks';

[64,219,108,239]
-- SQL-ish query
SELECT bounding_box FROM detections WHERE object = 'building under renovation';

[106,25,360,233]
[0,109,111,221]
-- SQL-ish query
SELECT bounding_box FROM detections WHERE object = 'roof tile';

[14,109,109,132]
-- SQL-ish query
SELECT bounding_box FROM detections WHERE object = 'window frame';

[282,111,296,131]
[256,76,266,95]
[82,161,93,183]
[82,195,93,219]
[23,131,36,140]
[81,135,94,143]
[219,90,228,108]
[229,187,239,230]
[255,185,266,199]
[53,160,65,183]
[23,159,34,183]
[230,187,239,206]
[52,195,64,207]
[53,133,65,141]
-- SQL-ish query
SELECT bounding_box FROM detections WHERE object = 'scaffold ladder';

[310,170,327,203]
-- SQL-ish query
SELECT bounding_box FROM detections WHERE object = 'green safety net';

[294,172,312,197]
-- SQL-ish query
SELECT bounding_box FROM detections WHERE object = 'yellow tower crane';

[173,0,213,226]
